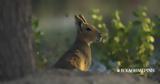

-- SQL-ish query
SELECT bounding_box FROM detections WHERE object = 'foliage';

[32,18,47,69]
[91,8,159,76]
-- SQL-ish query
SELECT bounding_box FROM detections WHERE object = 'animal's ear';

[75,14,87,29]
[75,15,83,27]
[78,14,87,23]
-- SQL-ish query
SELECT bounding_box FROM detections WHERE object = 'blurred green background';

[31,0,160,79]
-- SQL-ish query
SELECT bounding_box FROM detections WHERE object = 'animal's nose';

[96,32,102,41]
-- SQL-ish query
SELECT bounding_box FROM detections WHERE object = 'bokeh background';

[31,0,160,80]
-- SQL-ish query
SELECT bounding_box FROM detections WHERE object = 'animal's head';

[75,14,101,44]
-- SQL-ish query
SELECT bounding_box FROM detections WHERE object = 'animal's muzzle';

[96,33,102,42]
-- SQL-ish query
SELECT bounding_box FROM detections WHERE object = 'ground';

[1,69,159,84]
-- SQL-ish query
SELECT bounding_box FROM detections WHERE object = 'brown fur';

[53,14,101,71]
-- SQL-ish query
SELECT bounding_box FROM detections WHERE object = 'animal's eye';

[86,28,92,32]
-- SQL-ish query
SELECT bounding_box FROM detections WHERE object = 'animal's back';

[54,44,91,71]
